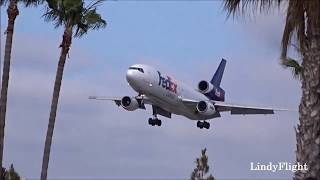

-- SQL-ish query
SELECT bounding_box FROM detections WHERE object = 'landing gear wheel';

[197,121,210,129]
[204,121,210,129]
[148,118,153,125]
[148,117,162,127]
[197,121,200,127]
[148,118,156,126]
[197,121,203,129]
[156,119,162,126]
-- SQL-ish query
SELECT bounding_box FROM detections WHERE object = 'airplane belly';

[147,95,181,115]
[147,95,214,120]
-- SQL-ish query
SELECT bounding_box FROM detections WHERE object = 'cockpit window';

[129,67,144,73]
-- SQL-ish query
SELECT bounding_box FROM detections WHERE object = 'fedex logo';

[205,86,225,101]
[158,71,177,93]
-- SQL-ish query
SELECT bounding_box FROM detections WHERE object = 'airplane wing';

[89,96,172,118]
[89,95,153,109]
[89,96,122,106]
[211,101,288,114]
[182,99,291,115]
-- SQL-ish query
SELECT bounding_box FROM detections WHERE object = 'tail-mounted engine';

[121,96,139,111]
[196,101,216,116]
[198,80,214,94]
[198,80,225,102]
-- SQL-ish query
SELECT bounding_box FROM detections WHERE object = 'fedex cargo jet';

[90,59,288,129]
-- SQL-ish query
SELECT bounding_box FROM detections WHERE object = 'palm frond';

[62,0,82,25]
[43,0,106,38]
[223,0,308,80]
[84,0,103,12]
[281,0,306,59]
[74,2,106,37]
[24,0,44,7]
[224,0,282,18]
[42,7,63,28]
[0,0,44,7]
[46,0,57,9]
[281,57,302,79]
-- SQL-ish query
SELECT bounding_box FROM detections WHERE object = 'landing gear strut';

[197,121,210,129]
[148,115,162,127]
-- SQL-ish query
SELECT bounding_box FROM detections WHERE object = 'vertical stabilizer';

[210,58,226,87]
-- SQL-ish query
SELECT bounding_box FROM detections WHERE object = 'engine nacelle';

[196,101,216,116]
[198,80,214,94]
[121,96,139,111]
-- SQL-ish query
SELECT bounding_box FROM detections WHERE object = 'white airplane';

[89,59,288,129]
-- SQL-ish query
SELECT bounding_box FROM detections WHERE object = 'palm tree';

[40,0,106,179]
[0,0,41,171]
[223,1,320,179]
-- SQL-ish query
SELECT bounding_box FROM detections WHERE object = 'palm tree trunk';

[294,21,320,179]
[0,0,19,170]
[40,27,72,180]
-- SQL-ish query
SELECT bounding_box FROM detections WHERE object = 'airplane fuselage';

[126,64,218,120]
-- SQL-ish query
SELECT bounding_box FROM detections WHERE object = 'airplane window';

[129,67,144,73]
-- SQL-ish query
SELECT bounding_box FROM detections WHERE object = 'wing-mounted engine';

[121,96,139,111]
[198,80,214,94]
[196,101,216,116]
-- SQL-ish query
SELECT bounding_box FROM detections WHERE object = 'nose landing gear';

[197,121,210,129]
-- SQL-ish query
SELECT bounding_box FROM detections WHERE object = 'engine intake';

[198,80,214,94]
[196,101,216,116]
[121,96,139,111]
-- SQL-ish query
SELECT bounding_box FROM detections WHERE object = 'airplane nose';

[126,69,136,84]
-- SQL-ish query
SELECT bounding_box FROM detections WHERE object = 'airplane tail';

[210,58,226,87]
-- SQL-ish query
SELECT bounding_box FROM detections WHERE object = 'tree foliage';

[0,0,44,173]
[223,1,320,179]
[40,1,106,180]
[190,148,214,180]
[0,0,43,7]
[43,0,106,38]
[223,0,316,79]
[5,164,20,180]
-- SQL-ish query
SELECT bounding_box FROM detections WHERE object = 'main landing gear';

[197,121,210,129]
[148,116,162,127]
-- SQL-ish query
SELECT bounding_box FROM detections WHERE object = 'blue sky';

[1,1,300,179]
